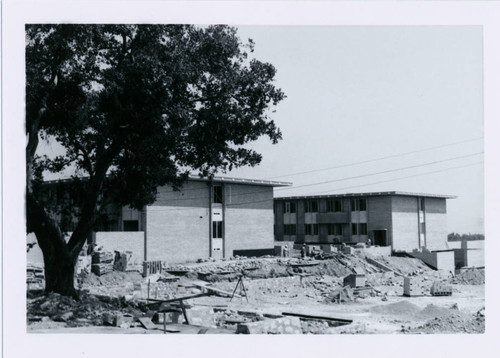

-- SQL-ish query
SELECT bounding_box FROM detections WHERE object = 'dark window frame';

[351,223,358,235]
[212,221,223,238]
[123,220,139,232]
[213,185,223,204]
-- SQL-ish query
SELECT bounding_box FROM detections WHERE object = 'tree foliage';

[26,24,285,297]
[448,233,484,241]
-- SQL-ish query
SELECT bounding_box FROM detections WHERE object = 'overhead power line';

[275,152,483,191]
[265,137,483,180]
[302,161,484,197]
[149,161,483,210]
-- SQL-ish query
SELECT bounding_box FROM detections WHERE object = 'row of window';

[282,223,365,236]
[351,223,367,235]
[283,198,367,213]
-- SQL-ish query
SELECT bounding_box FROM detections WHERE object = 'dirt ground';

[27,251,485,334]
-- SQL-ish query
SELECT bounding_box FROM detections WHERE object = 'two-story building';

[274,191,455,253]
[36,176,291,263]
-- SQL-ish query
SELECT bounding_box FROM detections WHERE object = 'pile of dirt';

[452,268,485,285]
[409,311,485,334]
[419,304,456,319]
[371,300,421,316]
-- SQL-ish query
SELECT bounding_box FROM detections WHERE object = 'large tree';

[26,24,285,298]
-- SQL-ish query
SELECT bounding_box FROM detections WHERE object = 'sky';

[224,26,484,234]
[37,25,484,235]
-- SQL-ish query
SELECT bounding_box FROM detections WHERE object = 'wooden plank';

[192,283,242,298]
[289,262,320,268]
[282,312,353,323]
[144,293,209,305]
[137,317,158,330]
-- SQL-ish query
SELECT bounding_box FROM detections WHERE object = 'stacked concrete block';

[403,277,423,297]
[430,281,452,296]
[91,250,114,276]
[236,317,302,334]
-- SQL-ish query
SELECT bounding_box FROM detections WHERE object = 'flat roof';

[274,191,457,200]
[188,175,292,187]
[42,175,292,188]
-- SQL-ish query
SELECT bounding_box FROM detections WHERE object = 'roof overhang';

[274,191,457,200]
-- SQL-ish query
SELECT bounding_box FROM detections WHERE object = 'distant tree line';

[448,232,484,241]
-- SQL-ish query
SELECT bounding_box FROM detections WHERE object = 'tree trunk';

[27,193,80,299]
[42,237,79,300]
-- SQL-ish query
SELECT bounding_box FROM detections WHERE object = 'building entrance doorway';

[373,230,387,246]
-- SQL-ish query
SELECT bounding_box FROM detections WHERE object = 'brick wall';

[151,180,210,208]
[224,184,274,256]
[391,196,419,252]
[94,232,144,263]
[146,181,277,263]
[425,212,448,251]
[224,208,274,256]
[145,180,211,263]
[146,205,210,263]
[366,196,393,246]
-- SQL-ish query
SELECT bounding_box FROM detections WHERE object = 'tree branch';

[66,136,124,259]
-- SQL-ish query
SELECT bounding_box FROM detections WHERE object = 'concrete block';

[236,317,302,334]
[321,245,337,253]
[154,311,183,324]
[186,306,216,327]
[403,277,423,296]
[343,274,366,288]
[343,246,354,255]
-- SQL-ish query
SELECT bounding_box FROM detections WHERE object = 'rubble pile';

[27,291,148,328]
[451,268,485,285]
[26,248,485,334]
[408,309,485,334]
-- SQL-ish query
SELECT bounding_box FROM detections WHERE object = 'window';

[305,200,318,213]
[213,185,223,204]
[123,220,139,232]
[285,201,296,213]
[420,198,425,211]
[351,223,358,235]
[284,224,297,235]
[351,199,358,211]
[327,199,342,212]
[359,198,367,211]
[212,221,223,238]
[359,223,367,235]
[327,224,342,235]
[305,224,318,235]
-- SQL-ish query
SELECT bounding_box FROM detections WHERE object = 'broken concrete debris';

[113,251,133,272]
[27,246,484,334]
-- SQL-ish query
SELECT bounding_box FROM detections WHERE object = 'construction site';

[26,244,485,334]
